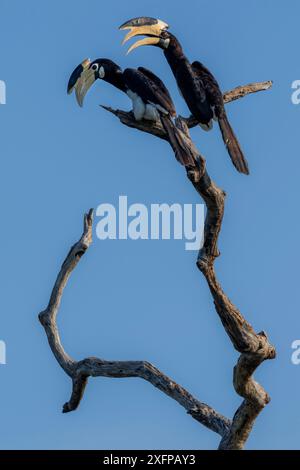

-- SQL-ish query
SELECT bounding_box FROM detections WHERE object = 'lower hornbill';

[67,58,195,167]
[119,17,249,175]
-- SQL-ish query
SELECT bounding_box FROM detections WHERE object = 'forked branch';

[101,80,273,141]
[39,210,230,437]
[40,79,275,450]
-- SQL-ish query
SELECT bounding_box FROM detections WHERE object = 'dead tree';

[39,80,275,450]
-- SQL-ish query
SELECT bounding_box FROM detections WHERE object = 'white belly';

[126,90,161,122]
[144,103,160,121]
[127,90,146,121]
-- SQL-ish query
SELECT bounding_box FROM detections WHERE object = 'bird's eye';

[91,64,99,71]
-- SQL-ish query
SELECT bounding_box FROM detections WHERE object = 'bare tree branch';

[101,80,273,140]
[99,80,276,449]
[39,210,230,437]
[179,120,276,450]
[185,80,273,129]
[40,79,275,449]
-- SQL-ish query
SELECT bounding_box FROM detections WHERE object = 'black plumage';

[162,33,249,175]
[123,67,176,117]
[68,58,195,166]
[191,61,249,175]
[120,19,250,175]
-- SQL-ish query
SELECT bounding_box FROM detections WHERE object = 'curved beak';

[67,58,97,107]
[119,17,168,54]
[126,37,161,55]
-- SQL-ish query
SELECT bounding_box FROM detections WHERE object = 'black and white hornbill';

[119,17,249,175]
[67,58,195,166]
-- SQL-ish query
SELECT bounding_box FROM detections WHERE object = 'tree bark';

[39,79,275,450]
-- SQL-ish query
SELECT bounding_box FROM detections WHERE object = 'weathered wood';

[102,80,273,139]
[184,80,273,128]
[100,79,276,449]
[39,210,230,436]
[39,79,275,450]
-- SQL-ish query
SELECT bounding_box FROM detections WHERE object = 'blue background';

[0,0,299,450]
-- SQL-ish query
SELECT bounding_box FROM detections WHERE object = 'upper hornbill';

[67,58,195,166]
[119,17,249,175]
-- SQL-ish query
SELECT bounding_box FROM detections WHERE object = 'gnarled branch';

[39,210,230,437]
[100,79,276,449]
[179,120,276,450]
[40,79,275,450]
[185,80,273,129]
[101,80,273,141]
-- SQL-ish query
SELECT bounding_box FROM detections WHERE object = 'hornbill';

[67,58,195,166]
[119,17,249,175]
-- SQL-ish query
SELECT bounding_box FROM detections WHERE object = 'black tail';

[218,113,249,175]
[160,115,196,167]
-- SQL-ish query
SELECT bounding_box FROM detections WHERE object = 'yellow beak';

[74,67,96,107]
[119,17,169,54]
[126,37,162,55]
[68,58,98,107]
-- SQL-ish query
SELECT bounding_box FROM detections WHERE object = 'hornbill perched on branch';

[67,58,196,167]
[119,17,250,175]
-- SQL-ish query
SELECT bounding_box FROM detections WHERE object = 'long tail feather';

[218,114,249,175]
[160,115,196,167]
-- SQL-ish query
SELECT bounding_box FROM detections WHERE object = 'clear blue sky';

[1,0,299,450]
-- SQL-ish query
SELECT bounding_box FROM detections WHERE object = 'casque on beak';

[67,58,97,107]
[119,17,169,54]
